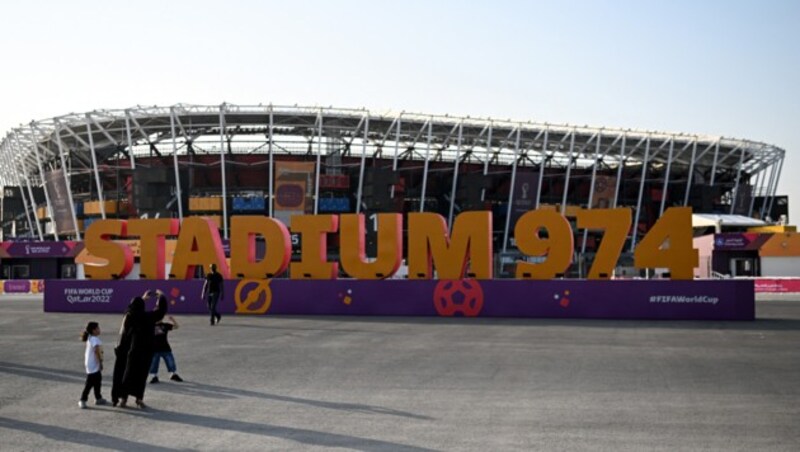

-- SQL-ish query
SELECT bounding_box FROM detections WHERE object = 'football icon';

[433,279,484,317]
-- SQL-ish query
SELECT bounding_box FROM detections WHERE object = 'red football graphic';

[433,279,484,317]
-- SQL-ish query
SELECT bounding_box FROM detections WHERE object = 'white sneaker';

[78,401,87,409]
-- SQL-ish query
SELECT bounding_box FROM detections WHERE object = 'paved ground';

[0,294,798,451]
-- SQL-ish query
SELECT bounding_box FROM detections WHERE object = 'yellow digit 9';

[576,208,632,279]
[634,207,699,279]
[514,210,574,279]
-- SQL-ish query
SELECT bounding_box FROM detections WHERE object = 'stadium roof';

[692,213,767,229]
[0,103,786,183]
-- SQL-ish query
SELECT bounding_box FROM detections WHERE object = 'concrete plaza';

[0,295,798,451]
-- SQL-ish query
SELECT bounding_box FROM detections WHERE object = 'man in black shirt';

[202,263,224,326]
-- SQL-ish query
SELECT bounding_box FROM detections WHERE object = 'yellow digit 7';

[576,208,632,279]
[514,210,573,279]
[634,207,698,279]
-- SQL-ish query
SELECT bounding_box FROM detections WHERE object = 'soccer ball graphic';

[433,279,484,317]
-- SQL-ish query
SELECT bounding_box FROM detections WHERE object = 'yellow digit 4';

[576,208,632,279]
[514,210,574,279]
[634,207,698,279]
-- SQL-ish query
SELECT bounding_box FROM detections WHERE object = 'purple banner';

[5,241,73,258]
[713,233,770,251]
[44,279,754,320]
[5,280,31,293]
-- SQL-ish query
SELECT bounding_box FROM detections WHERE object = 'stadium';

[0,103,788,279]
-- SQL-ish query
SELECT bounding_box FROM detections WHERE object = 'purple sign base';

[44,279,755,321]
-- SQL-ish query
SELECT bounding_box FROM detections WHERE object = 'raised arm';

[151,292,168,322]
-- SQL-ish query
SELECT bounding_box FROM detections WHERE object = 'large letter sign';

[339,213,402,279]
[84,219,134,279]
[80,207,698,281]
[514,209,573,279]
[127,218,179,279]
[230,216,291,279]
[576,208,631,279]
[407,211,493,279]
[290,214,339,279]
[633,207,698,280]
[171,217,230,279]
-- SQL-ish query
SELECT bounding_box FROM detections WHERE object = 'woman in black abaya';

[111,290,167,408]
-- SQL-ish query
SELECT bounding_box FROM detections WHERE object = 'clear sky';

[1,0,798,221]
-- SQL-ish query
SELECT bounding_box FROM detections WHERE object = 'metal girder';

[0,104,787,243]
[88,114,119,146]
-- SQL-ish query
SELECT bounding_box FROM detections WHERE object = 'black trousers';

[80,371,102,401]
[207,292,221,323]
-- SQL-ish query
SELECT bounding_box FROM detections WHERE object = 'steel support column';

[612,134,627,208]
[124,110,136,169]
[29,124,59,240]
[659,137,674,215]
[535,129,548,209]
[420,120,433,212]
[502,127,522,253]
[767,155,784,220]
[314,110,323,215]
[761,158,778,219]
[447,122,464,230]
[356,115,370,214]
[2,139,35,237]
[481,124,493,202]
[218,106,229,237]
[749,166,763,218]
[390,116,402,199]
[683,140,697,206]
[169,108,184,221]
[630,136,650,252]
[268,105,274,218]
[55,123,81,240]
[85,116,107,219]
[729,146,746,215]
[709,141,720,186]
[582,132,603,254]
[17,147,44,239]
[561,131,576,212]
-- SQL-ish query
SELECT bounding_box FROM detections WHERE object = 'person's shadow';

[0,361,85,383]
[148,379,433,420]
[0,361,434,421]
[116,406,437,451]
[0,361,438,450]
[0,417,182,452]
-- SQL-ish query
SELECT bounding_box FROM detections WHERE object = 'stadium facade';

[0,104,787,277]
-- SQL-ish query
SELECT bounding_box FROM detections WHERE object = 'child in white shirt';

[79,322,108,408]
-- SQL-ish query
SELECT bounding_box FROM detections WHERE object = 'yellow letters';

[290,214,339,279]
[127,219,179,279]
[339,213,402,279]
[230,216,291,279]
[515,210,573,279]
[79,209,698,281]
[171,217,230,279]
[576,208,631,279]
[84,219,134,280]
[634,207,698,279]
[407,211,493,279]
